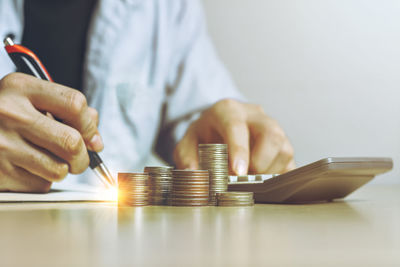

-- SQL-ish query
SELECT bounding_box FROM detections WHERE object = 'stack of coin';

[118,173,149,206]
[198,144,229,205]
[144,166,173,205]
[170,170,209,206]
[216,192,254,206]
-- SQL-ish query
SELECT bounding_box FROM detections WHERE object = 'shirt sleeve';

[155,0,245,164]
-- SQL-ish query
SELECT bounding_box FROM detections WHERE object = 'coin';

[198,144,229,205]
[216,192,253,198]
[216,192,255,206]
[144,166,173,206]
[118,172,149,207]
[170,170,209,206]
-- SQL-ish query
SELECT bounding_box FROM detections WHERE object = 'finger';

[249,130,283,174]
[19,111,89,174]
[22,77,101,149]
[87,107,99,127]
[9,139,68,182]
[86,108,103,152]
[283,159,296,173]
[41,105,101,152]
[174,124,199,170]
[265,140,294,174]
[215,120,250,176]
[6,167,52,193]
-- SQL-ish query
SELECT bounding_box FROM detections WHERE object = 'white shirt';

[0,0,243,185]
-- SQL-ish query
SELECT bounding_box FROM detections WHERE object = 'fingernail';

[89,134,103,151]
[234,159,247,176]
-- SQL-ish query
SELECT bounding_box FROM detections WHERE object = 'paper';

[0,175,277,202]
[0,183,116,202]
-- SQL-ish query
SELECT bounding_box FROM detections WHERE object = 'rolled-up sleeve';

[155,0,244,164]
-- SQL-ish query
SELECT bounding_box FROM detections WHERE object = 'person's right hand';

[0,73,103,193]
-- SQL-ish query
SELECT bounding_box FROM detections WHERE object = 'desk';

[0,185,399,267]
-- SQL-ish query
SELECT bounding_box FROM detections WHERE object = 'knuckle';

[49,164,68,182]
[0,97,15,121]
[271,126,285,139]
[224,120,247,138]
[62,129,84,156]
[253,104,265,114]
[82,120,97,139]
[67,90,87,116]
[27,114,44,130]
[0,73,24,90]
[225,120,244,131]
[263,121,285,139]
[257,125,285,148]
[0,134,22,162]
[214,98,239,111]
[0,89,32,127]
[0,107,31,128]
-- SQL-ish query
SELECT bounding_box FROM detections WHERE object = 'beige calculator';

[228,157,393,204]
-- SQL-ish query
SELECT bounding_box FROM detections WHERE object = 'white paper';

[0,183,116,202]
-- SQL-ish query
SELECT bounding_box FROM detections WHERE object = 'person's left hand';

[174,99,295,175]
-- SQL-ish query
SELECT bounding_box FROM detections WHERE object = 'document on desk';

[0,183,116,202]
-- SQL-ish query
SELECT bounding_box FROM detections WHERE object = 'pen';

[3,36,116,189]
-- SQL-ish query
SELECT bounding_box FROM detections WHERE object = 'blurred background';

[202,0,400,183]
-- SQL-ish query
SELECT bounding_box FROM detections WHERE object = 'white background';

[202,0,400,183]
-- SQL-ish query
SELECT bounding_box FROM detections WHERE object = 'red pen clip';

[4,37,52,81]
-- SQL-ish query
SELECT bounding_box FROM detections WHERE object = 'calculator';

[228,157,393,203]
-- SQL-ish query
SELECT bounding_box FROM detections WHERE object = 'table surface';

[0,185,399,267]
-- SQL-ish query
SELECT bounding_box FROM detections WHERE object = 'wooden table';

[0,185,399,267]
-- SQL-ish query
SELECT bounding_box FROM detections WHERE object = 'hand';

[174,99,295,175]
[0,73,103,192]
